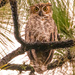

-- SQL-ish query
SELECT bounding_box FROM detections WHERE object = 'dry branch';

[9,0,75,49]
[1,64,34,72]
[0,39,74,67]
[9,0,25,46]
[0,52,73,72]
[0,46,24,67]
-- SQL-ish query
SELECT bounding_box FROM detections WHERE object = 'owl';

[25,3,58,73]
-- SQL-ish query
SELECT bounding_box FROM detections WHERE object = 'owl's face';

[30,3,52,17]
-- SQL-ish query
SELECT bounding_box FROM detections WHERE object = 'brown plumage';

[25,3,58,73]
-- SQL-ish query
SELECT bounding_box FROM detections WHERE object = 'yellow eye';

[43,6,48,11]
[34,7,39,12]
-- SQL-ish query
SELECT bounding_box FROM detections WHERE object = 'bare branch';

[25,40,74,50]
[0,57,68,71]
[0,46,25,67]
[1,52,73,72]
[9,0,75,49]
[0,39,74,67]
[1,64,34,72]
[47,57,67,70]
[9,0,25,46]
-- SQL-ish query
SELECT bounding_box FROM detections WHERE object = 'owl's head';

[30,3,52,17]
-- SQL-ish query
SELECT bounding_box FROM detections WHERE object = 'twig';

[0,46,24,67]
[1,64,34,72]
[47,56,68,70]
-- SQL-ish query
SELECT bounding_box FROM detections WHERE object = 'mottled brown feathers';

[25,3,57,73]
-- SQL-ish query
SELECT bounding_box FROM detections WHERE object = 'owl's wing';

[54,23,58,41]
[49,23,58,41]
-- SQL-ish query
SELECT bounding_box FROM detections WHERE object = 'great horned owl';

[25,3,58,73]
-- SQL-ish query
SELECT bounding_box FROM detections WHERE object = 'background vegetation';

[0,0,75,75]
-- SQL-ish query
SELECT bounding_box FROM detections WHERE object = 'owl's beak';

[39,11,44,16]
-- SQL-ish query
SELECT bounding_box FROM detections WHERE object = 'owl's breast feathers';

[26,15,56,42]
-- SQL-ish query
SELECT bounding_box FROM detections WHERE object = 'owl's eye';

[34,7,39,12]
[43,6,48,11]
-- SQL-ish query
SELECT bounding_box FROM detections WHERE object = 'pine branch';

[0,46,25,67]
[0,39,74,67]
[0,52,73,72]
[9,0,75,49]
[1,64,34,72]
[25,39,74,50]
[9,0,25,46]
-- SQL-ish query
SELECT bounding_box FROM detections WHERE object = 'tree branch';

[1,52,73,72]
[25,40,74,50]
[9,0,25,46]
[0,39,74,67]
[1,64,34,72]
[0,46,25,67]
[47,56,68,70]
[9,0,75,49]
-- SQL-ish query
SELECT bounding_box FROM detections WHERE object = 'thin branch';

[1,64,34,72]
[1,52,73,71]
[0,46,25,67]
[0,57,68,71]
[47,56,68,70]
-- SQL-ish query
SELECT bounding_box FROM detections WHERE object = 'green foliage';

[50,0,74,39]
